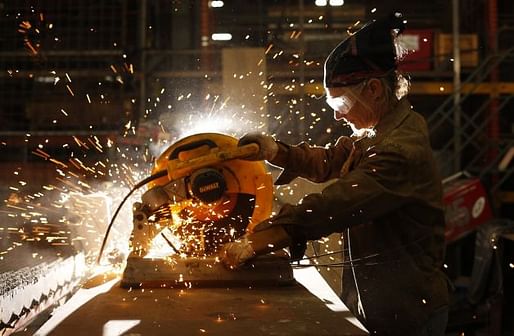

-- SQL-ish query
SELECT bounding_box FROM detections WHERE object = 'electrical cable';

[160,231,181,254]
[96,169,168,265]
[300,249,347,260]
[290,232,434,268]
[291,247,430,269]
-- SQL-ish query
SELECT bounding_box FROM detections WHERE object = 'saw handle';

[168,139,217,160]
[167,143,259,181]
[234,142,261,159]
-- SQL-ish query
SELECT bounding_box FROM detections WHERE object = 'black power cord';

[96,170,167,265]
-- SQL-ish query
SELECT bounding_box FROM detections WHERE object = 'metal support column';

[138,0,147,129]
[200,0,212,101]
[200,0,212,70]
[298,0,306,141]
[452,0,462,172]
[487,0,499,160]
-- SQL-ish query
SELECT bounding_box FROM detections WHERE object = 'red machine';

[443,174,494,243]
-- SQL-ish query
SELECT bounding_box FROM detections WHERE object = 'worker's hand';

[219,236,256,270]
[238,133,278,161]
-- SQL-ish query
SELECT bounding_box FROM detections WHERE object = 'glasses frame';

[325,80,368,117]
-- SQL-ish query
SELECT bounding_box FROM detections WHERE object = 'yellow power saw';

[98,133,293,288]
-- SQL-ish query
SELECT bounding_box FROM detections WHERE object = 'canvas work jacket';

[267,98,449,335]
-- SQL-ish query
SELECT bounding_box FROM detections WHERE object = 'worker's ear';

[366,78,384,101]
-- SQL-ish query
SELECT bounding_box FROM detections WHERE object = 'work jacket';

[267,97,449,335]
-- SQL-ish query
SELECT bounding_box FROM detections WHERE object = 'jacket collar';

[354,97,411,149]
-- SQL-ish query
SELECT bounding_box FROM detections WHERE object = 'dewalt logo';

[199,182,219,193]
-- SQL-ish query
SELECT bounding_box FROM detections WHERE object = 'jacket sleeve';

[270,136,354,185]
[268,142,417,243]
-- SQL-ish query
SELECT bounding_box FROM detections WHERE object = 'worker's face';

[325,80,380,130]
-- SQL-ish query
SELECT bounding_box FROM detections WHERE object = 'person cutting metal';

[220,12,450,336]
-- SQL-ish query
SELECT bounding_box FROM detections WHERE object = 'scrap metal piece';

[0,254,87,335]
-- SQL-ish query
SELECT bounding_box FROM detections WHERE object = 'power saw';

[97,133,293,288]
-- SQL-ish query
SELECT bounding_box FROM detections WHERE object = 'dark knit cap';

[324,12,406,88]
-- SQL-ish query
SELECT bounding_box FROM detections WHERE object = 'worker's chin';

[347,121,376,138]
[334,110,346,121]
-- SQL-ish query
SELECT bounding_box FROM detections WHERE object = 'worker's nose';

[326,95,355,121]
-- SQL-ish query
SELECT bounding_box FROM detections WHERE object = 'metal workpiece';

[121,254,295,288]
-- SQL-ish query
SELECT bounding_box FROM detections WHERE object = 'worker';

[220,13,450,336]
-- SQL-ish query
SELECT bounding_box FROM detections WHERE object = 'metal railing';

[428,47,514,192]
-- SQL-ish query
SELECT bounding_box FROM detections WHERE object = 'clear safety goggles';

[326,95,356,116]
[325,81,367,120]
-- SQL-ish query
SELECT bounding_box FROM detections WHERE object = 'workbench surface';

[33,269,368,336]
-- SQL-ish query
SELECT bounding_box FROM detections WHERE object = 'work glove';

[238,133,279,161]
[220,235,256,270]
[220,224,291,270]
[253,205,308,261]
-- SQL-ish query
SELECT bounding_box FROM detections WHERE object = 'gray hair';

[376,70,410,109]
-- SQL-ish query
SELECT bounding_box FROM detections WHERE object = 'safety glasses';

[325,81,367,120]
[326,95,356,116]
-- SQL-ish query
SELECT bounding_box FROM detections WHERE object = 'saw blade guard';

[132,133,273,258]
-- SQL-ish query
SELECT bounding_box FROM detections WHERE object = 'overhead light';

[211,33,232,41]
[315,0,344,6]
[209,1,224,8]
